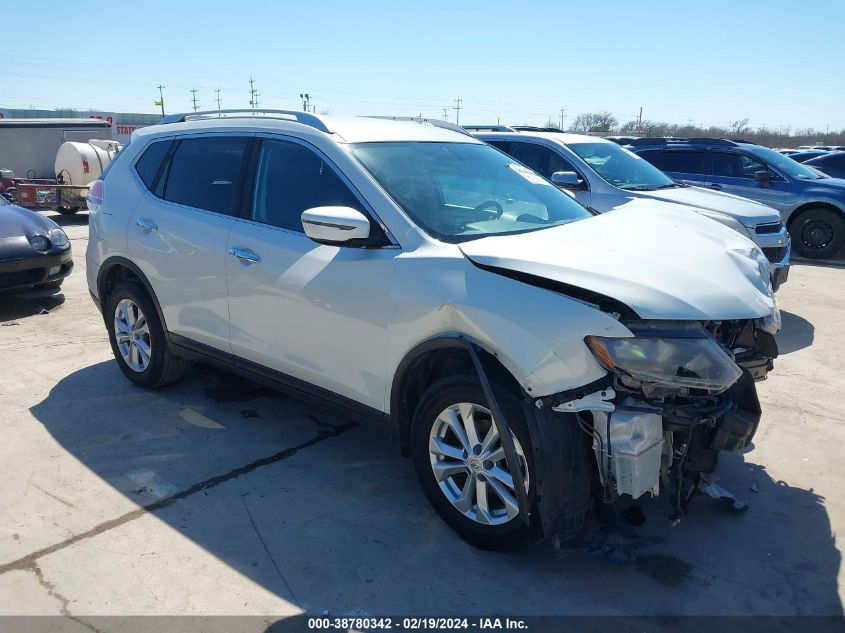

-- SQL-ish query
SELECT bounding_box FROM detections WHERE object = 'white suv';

[87,110,780,549]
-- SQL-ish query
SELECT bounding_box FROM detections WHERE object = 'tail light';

[87,179,104,211]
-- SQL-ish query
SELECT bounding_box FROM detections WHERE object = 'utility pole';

[156,85,165,117]
[441,106,450,121]
[637,106,643,131]
[190,89,199,112]
[215,88,222,112]
[249,77,259,110]
[454,97,462,125]
[300,93,311,112]
[559,108,567,131]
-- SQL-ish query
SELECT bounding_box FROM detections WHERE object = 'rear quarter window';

[134,139,172,191]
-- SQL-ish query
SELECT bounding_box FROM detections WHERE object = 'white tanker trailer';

[0,120,121,215]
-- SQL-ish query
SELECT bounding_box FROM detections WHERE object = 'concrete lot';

[0,211,844,626]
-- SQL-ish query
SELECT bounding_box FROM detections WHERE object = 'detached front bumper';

[0,247,73,291]
[771,264,790,292]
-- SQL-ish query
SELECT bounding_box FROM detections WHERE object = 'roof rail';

[628,136,740,147]
[687,137,738,146]
[363,116,472,136]
[158,109,332,133]
[628,137,687,146]
[511,125,563,132]
[463,124,518,132]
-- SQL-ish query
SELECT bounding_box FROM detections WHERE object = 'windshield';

[350,142,592,243]
[751,146,827,180]
[568,142,676,190]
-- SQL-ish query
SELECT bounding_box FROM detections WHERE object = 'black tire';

[790,207,845,260]
[34,280,62,290]
[57,206,80,215]
[105,280,187,388]
[412,375,542,550]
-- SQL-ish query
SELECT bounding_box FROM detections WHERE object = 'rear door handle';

[228,247,261,265]
[136,218,158,233]
[707,183,723,190]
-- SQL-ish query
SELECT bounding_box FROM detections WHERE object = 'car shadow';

[40,210,89,227]
[26,361,844,617]
[777,310,815,355]
[0,288,65,323]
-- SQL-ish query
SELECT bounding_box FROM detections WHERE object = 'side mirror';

[301,206,371,245]
[753,170,773,186]
[551,171,586,190]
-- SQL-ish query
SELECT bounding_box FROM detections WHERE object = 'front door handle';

[136,218,158,233]
[707,183,723,190]
[228,247,261,265]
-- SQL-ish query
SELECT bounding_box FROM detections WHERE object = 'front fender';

[386,254,632,408]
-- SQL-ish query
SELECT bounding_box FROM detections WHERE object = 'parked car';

[804,152,845,179]
[788,150,830,163]
[87,110,779,550]
[0,196,73,291]
[468,129,790,289]
[629,137,845,259]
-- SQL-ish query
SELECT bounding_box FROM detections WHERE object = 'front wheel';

[790,207,845,259]
[412,376,540,550]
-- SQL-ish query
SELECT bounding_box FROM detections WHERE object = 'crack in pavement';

[0,422,358,576]
[241,494,300,606]
[30,563,104,633]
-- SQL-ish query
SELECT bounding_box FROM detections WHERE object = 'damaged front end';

[536,317,778,536]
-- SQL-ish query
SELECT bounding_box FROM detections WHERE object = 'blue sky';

[3,0,843,131]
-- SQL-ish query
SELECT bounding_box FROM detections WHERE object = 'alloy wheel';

[114,299,152,373]
[428,402,528,526]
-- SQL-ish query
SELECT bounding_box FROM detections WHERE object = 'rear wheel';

[57,206,80,215]
[105,281,187,388]
[412,376,540,550]
[790,207,845,259]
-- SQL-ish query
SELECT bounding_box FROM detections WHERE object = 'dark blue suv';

[629,138,845,259]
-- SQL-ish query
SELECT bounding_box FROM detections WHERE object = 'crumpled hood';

[637,186,781,226]
[459,199,775,321]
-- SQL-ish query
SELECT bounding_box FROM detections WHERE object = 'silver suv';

[467,128,791,290]
[87,110,779,549]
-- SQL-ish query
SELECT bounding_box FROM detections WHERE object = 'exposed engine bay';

[551,317,778,525]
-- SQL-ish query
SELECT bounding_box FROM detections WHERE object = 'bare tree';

[571,111,618,133]
[729,118,751,135]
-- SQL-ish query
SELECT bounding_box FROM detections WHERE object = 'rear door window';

[162,137,249,215]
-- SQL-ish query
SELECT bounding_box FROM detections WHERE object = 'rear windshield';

[350,142,591,243]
